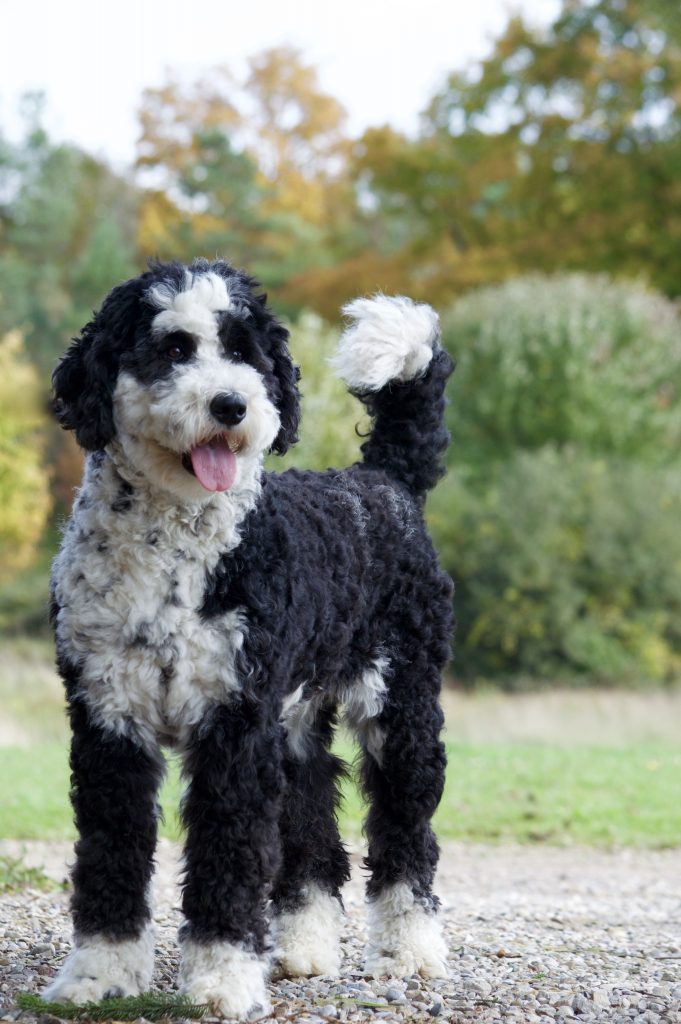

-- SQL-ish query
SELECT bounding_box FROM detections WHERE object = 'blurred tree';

[0,331,51,582]
[0,95,139,372]
[137,69,242,189]
[244,46,351,226]
[135,49,362,307]
[355,0,681,304]
[136,69,266,264]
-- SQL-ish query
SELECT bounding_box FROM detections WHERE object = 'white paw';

[42,929,154,1003]
[180,939,271,1019]
[273,885,343,978]
[333,295,439,392]
[364,884,449,980]
[364,947,449,980]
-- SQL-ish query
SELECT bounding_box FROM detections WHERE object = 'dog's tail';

[332,295,453,503]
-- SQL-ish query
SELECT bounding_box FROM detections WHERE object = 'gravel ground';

[0,840,680,1023]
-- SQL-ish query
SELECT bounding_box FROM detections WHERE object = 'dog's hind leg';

[178,699,283,1019]
[271,702,350,978]
[43,700,164,1003]
[359,663,449,980]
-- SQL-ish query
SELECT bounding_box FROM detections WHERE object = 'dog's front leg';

[179,700,282,1020]
[44,700,165,1003]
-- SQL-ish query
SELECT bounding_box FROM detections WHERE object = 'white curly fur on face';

[180,939,271,1018]
[364,883,449,979]
[332,295,439,392]
[42,926,155,1003]
[107,270,281,505]
[273,884,343,978]
[112,364,279,506]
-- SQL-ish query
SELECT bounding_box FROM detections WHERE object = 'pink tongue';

[190,439,237,491]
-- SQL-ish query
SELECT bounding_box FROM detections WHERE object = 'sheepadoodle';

[45,258,454,1019]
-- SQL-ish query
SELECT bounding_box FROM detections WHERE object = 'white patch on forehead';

[148,272,233,341]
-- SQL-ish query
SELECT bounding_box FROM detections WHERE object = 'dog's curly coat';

[44,258,454,1019]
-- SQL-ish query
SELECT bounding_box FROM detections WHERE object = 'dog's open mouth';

[182,436,239,492]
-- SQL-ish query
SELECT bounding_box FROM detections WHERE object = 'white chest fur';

[52,454,256,750]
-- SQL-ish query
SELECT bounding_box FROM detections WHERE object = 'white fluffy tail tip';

[332,294,440,392]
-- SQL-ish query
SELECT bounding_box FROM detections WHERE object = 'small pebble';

[572,993,591,1014]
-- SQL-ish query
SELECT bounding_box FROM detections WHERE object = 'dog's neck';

[77,444,262,544]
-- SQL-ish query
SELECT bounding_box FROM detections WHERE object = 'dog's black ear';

[267,318,301,456]
[52,322,117,451]
[53,277,145,451]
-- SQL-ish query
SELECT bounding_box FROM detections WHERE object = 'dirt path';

[1,840,680,1022]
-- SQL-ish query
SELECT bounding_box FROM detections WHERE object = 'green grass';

[435,743,681,847]
[2,740,680,848]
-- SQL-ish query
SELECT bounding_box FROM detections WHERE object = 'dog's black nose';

[210,392,247,426]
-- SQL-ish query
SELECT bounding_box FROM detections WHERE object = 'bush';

[429,449,681,686]
[441,274,681,469]
[0,331,51,584]
[271,311,364,473]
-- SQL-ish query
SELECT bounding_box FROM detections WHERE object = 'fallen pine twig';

[16,992,209,1021]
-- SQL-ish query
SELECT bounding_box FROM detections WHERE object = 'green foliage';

[16,993,208,1021]
[0,536,55,636]
[0,332,51,584]
[441,274,681,467]
[431,273,681,684]
[431,451,681,684]
[271,311,363,474]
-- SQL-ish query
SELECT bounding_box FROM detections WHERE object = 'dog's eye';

[163,332,192,362]
[223,320,250,362]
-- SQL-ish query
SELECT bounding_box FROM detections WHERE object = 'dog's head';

[53,259,300,501]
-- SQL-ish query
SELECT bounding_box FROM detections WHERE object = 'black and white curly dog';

[45,258,454,1019]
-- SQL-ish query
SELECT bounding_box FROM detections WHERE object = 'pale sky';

[1,0,560,169]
